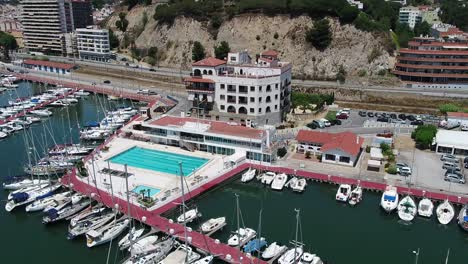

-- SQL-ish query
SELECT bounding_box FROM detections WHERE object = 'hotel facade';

[184,50,292,127]
[126,115,278,163]
[393,37,468,89]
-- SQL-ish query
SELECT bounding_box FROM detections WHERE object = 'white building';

[347,0,363,10]
[399,6,422,29]
[76,26,110,62]
[185,50,292,126]
[435,130,468,156]
[126,115,278,163]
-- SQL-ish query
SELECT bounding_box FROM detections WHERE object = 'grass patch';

[390,31,400,50]
[325,110,337,121]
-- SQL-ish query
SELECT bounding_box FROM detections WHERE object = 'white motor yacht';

[271,173,288,190]
[86,219,130,247]
[335,184,352,202]
[418,198,434,218]
[75,90,90,96]
[260,171,276,185]
[3,178,47,190]
[437,199,455,225]
[262,242,287,259]
[158,244,200,264]
[398,195,417,221]
[176,208,199,224]
[348,186,363,206]
[200,217,226,233]
[241,168,256,183]
[118,227,146,250]
[381,185,399,212]
[25,191,71,212]
[227,227,256,247]
[129,235,160,255]
[278,247,303,264]
[30,109,53,117]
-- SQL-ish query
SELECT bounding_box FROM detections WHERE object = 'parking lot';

[397,149,468,195]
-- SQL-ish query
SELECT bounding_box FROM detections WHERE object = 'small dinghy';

[457,204,468,232]
[381,185,399,213]
[200,217,226,233]
[437,199,455,225]
[262,242,287,260]
[398,195,417,222]
[335,184,352,202]
[243,238,267,253]
[418,198,434,218]
[241,168,256,183]
[259,171,276,185]
[291,178,307,193]
[348,186,363,206]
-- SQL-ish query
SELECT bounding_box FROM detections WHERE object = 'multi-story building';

[392,37,468,89]
[347,0,363,10]
[63,32,77,57]
[184,50,292,127]
[21,0,68,55]
[76,26,110,62]
[399,6,421,29]
[69,0,92,30]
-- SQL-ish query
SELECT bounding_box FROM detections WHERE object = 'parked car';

[367,112,374,118]
[377,117,389,123]
[336,113,349,119]
[398,114,407,120]
[396,162,409,169]
[149,68,156,72]
[410,120,424,126]
[399,167,412,176]
[390,113,397,119]
[330,119,342,125]
[103,80,111,84]
[444,174,466,184]
[442,162,460,170]
[358,111,366,117]
[306,122,318,129]
[445,169,462,177]
[465,163,468,169]
[440,154,457,162]
[392,118,406,124]
[407,115,416,121]
[464,157,468,164]
[320,118,331,127]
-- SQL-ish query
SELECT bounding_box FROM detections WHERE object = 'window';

[220,105,225,110]
[250,97,255,103]
[259,86,262,92]
[220,84,225,89]
[250,108,254,113]
[275,94,278,100]
[275,83,279,89]
[275,105,278,110]
[259,97,262,103]
[258,108,262,113]
[230,56,237,61]
[220,95,225,100]
[250,86,255,92]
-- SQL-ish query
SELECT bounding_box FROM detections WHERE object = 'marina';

[2,81,468,264]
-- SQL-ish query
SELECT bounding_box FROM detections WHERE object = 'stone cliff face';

[107,6,393,78]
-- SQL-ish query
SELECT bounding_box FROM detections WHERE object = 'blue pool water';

[109,147,209,176]
[132,185,160,197]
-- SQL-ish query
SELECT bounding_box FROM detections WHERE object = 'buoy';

[187,227,192,232]
[169,228,174,235]
[114,204,119,209]
[215,239,220,244]
[141,216,147,222]
[187,236,192,243]
[168,219,174,224]
[226,255,232,261]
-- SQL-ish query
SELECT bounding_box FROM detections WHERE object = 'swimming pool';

[132,185,160,197]
[109,147,209,176]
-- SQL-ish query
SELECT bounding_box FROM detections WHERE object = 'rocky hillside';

[107,5,393,79]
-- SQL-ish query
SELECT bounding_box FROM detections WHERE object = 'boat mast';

[235,193,241,262]
[124,164,131,219]
[294,208,300,264]
[445,248,450,264]
[178,162,189,263]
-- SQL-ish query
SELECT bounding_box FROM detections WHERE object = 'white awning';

[370,147,384,160]
[228,151,246,164]
[188,94,195,100]
[367,160,381,168]
[207,95,213,102]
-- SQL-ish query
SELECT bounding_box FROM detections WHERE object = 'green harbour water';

[1,82,468,264]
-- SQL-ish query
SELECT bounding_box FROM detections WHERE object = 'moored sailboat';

[437,199,455,225]
[397,195,417,222]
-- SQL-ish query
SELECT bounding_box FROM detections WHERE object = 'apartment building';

[76,26,110,62]
[184,50,292,127]
[399,6,421,29]
[392,37,468,89]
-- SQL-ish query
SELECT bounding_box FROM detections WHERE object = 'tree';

[338,5,359,24]
[277,147,287,158]
[116,12,129,32]
[306,19,332,51]
[336,65,346,84]
[148,46,158,58]
[413,21,431,37]
[108,29,119,49]
[412,124,437,149]
[192,41,205,62]
[0,31,18,59]
[395,23,415,48]
[439,103,460,114]
[214,41,230,60]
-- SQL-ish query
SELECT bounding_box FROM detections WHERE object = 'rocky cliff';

[107,5,393,79]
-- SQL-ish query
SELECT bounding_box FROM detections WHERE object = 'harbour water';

[1,82,468,264]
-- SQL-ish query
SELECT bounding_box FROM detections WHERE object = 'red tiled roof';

[23,59,75,70]
[192,57,226,67]
[447,112,468,118]
[296,130,363,156]
[261,50,279,57]
[147,116,266,139]
[183,77,215,84]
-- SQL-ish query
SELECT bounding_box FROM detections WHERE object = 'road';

[12,53,468,98]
